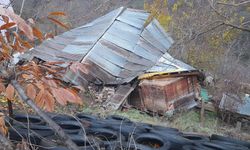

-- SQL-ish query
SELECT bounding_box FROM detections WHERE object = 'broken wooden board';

[196,101,216,112]
[103,82,137,110]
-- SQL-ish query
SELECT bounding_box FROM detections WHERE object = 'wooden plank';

[104,82,138,110]
[196,101,216,112]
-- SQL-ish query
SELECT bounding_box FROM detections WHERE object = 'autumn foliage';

[0,7,82,112]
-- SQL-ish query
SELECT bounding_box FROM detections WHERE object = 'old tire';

[8,126,41,145]
[210,134,250,148]
[182,133,209,143]
[87,127,125,149]
[134,133,171,150]
[182,144,213,150]
[56,121,82,134]
[12,114,44,125]
[17,124,54,137]
[210,140,249,150]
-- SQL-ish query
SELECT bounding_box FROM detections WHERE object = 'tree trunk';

[11,80,79,150]
[0,132,13,150]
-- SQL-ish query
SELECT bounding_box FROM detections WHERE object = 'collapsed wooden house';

[20,7,200,114]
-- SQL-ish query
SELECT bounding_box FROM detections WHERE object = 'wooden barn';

[19,7,200,113]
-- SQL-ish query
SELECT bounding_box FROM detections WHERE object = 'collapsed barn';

[4,5,249,150]
[20,7,201,114]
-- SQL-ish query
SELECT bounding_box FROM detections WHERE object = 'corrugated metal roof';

[220,93,250,116]
[147,53,196,73]
[138,52,197,80]
[22,7,175,85]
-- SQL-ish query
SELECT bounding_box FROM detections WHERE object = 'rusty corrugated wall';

[129,76,199,114]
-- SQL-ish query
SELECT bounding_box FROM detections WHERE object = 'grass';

[79,105,220,134]
[77,106,250,141]
[3,96,249,141]
[169,110,220,134]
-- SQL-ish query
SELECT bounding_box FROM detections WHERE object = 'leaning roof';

[22,7,196,85]
[23,7,176,84]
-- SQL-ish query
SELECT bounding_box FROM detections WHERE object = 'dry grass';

[78,106,250,141]
[2,97,249,142]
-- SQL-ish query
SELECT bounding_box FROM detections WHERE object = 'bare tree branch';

[207,0,228,19]
[207,0,250,33]
[224,22,250,32]
[11,80,79,150]
[217,0,250,6]
[0,132,13,150]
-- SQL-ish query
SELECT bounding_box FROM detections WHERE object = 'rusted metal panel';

[84,60,127,85]
[133,76,199,114]
[220,94,250,116]
[99,40,153,66]
[116,9,149,29]
[21,7,174,86]
[136,37,164,57]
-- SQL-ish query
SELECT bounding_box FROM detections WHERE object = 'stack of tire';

[7,113,250,150]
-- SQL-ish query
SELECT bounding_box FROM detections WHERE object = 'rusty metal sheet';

[61,44,92,54]
[52,36,75,46]
[83,60,120,84]
[124,8,149,19]
[136,77,198,114]
[102,32,134,51]
[92,43,148,71]
[112,21,142,34]
[87,52,122,77]
[152,19,174,45]
[116,9,149,29]
[100,40,154,66]
[220,94,250,116]
[148,19,173,49]
[141,29,167,53]
[22,7,124,63]
[21,7,175,85]
[136,37,164,56]
[133,45,160,62]
[106,26,140,44]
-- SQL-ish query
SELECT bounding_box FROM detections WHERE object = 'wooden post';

[200,99,205,127]
[236,121,242,132]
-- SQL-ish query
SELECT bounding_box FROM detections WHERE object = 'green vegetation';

[170,110,220,134]
[79,106,223,135]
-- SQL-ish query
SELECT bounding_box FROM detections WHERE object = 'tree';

[0,6,83,150]
[145,0,250,99]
